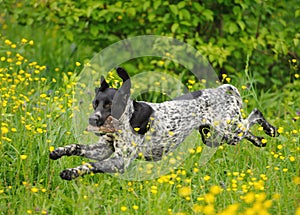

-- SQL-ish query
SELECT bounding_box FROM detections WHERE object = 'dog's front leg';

[50,134,114,161]
[59,155,125,180]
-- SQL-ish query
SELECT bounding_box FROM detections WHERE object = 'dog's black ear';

[98,76,109,92]
[111,70,131,120]
[116,67,130,82]
[130,101,154,135]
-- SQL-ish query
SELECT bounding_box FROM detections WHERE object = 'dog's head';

[87,67,153,135]
[87,67,130,134]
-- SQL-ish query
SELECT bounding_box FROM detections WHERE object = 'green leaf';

[228,22,238,34]
[179,9,191,20]
[293,38,299,47]
[148,13,156,22]
[169,5,178,15]
[237,20,245,30]
[180,21,191,26]
[193,2,203,12]
[232,6,240,16]
[143,1,151,11]
[98,10,108,17]
[64,30,74,41]
[27,18,34,25]
[153,0,161,10]
[87,7,93,17]
[177,1,186,9]
[202,9,214,21]
[171,23,179,33]
[90,25,99,37]
[127,7,136,16]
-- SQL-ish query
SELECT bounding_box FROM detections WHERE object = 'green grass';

[0,23,299,215]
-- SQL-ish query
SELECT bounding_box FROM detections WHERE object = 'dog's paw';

[264,125,279,137]
[49,150,62,160]
[60,169,79,180]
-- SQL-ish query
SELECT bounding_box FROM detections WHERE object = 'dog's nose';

[89,112,102,126]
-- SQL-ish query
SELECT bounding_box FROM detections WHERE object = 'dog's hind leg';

[227,108,278,147]
[59,155,125,180]
[50,135,114,161]
[246,108,278,137]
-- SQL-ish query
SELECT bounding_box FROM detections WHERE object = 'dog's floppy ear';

[116,67,130,82]
[111,68,131,120]
[130,101,154,135]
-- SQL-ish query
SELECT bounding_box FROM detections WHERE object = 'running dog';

[50,67,278,180]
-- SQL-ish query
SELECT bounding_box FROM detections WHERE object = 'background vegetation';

[0,0,299,214]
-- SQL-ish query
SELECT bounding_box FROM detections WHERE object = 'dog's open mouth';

[86,115,116,135]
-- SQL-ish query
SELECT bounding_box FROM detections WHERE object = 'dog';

[50,67,278,180]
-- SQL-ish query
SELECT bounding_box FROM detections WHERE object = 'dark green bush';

[2,0,299,90]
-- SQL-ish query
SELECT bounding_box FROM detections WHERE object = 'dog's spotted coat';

[50,68,278,180]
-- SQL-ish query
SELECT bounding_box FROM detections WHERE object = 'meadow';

[1,14,300,215]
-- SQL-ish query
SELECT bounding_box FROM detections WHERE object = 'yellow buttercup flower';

[20,155,28,160]
[120,206,127,212]
[178,186,191,197]
[31,187,38,193]
[1,126,9,134]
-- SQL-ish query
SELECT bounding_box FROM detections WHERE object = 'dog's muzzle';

[86,115,116,134]
[89,111,103,127]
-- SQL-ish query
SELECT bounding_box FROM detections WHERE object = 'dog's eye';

[104,103,111,109]
[93,100,99,109]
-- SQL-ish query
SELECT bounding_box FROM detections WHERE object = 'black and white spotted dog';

[50,67,278,180]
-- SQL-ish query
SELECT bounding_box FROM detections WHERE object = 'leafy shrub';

[2,0,299,90]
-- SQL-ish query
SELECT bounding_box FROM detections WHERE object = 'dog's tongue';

[86,115,116,133]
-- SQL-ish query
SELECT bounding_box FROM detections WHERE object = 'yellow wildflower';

[31,187,38,193]
[210,185,222,195]
[192,204,203,213]
[204,193,215,203]
[20,155,28,160]
[277,127,284,134]
[120,206,127,212]
[1,126,9,134]
[289,156,295,162]
[21,38,28,43]
[4,39,12,45]
[178,186,191,197]
[203,204,215,215]
[244,192,255,203]
[204,175,211,181]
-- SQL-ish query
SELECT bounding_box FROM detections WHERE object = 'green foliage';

[0,2,300,214]
[2,0,300,90]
